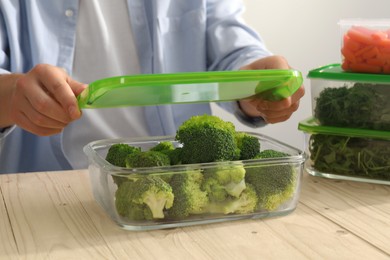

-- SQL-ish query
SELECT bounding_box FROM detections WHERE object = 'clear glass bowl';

[84,132,305,231]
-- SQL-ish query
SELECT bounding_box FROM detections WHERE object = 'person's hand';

[238,55,305,124]
[7,64,87,136]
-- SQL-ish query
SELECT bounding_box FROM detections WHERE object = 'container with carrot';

[340,19,390,74]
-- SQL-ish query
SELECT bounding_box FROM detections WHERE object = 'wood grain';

[300,174,390,255]
[1,170,389,259]
[0,179,19,260]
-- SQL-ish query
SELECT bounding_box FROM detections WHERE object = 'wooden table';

[1,170,390,259]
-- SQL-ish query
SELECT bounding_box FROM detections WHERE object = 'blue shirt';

[0,0,271,173]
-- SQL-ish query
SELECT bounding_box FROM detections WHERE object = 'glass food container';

[84,133,305,231]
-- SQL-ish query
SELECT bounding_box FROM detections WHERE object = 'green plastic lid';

[77,70,302,109]
[298,117,390,140]
[307,64,390,83]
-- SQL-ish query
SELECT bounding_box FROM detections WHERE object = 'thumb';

[69,78,88,96]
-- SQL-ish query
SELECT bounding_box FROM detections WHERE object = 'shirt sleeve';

[0,9,10,73]
[0,125,15,139]
[205,0,272,72]
[218,101,266,128]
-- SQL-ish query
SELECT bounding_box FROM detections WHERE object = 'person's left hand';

[238,55,305,124]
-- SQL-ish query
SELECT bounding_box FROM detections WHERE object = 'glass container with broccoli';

[84,114,305,230]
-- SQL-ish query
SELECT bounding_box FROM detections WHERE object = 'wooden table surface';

[1,169,390,260]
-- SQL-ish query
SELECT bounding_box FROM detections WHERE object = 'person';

[0,0,304,174]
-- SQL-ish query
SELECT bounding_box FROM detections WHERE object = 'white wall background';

[212,0,390,150]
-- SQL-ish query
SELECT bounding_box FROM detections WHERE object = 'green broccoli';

[245,149,296,211]
[150,141,183,166]
[150,141,175,154]
[125,150,171,168]
[202,164,246,201]
[115,176,174,220]
[167,170,208,219]
[255,149,290,159]
[235,132,261,160]
[205,184,258,214]
[314,83,390,130]
[166,147,182,165]
[105,143,141,187]
[175,114,240,164]
[105,143,141,167]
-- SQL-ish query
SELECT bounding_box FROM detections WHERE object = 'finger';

[17,95,67,129]
[11,108,64,136]
[16,74,72,124]
[69,78,88,96]
[263,114,292,124]
[252,85,305,112]
[290,85,305,104]
[34,65,81,120]
[258,101,299,120]
[241,55,290,70]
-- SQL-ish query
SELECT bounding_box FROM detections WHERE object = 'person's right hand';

[7,64,87,136]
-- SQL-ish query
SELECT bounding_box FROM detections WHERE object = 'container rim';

[83,132,306,176]
[298,117,390,140]
[307,64,390,83]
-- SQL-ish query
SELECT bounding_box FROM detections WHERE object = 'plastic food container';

[83,133,305,231]
[298,117,390,185]
[308,64,390,131]
[339,19,390,74]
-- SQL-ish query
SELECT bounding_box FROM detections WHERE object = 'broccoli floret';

[245,150,296,211]
[105,143,141,167]
[150,141,175,154]
[235,132,261,160]
[115,176,174,220]
[202,164,246,201]
[166,147,182,165]
[255,149,290,159]
[125,150,171,168]
[105,143,141,187]
[168,170,208,218]
[175,114,240,163]
[205,184,258,214]
[150,141,183,166]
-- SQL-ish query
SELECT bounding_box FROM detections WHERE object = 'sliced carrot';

[342,26,390,74]
[380,52,390,62]
[343,35,361,51]
[371,31,388,41]
[380,46,390,54]
[366,58,385,67]
[349,62,382,73]
[377,39,390,47]
[354,45,374,57]
[383,64,390,74]
[348,27,376,45]
[341,61,350,71]
[362,46,379,59]
[341,47,356,62]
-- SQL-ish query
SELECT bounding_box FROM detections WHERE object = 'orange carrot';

[361,46,379,59]
[383,64,390,73]
[347,27,375,45]
[342,26,390,74]
[343,35,361,51]
[349,63,382,73]
[341,47,356,62]
[366,58,385,67]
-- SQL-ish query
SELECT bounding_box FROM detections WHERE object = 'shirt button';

[65,9,74,17]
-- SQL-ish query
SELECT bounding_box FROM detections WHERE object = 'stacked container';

[299,19,390,184]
